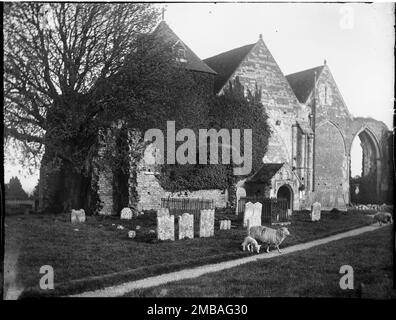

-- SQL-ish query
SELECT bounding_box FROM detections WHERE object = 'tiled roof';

[245,163,284,184]
[203,43,256,93]
[286,66,324,103]
[152,21,216,75]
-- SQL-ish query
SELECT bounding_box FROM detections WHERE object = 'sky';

[4,2,394,191]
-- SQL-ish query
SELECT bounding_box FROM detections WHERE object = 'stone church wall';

[136,170,227,212]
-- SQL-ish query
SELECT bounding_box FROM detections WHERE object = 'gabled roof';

[286,65,324,104]
[153,21,216,75]
[203,43,256,93]
[245,163,284,184]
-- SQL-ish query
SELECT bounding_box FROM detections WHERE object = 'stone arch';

[349,126,382,160]
[276,183,294,210]
[349,126,382,202]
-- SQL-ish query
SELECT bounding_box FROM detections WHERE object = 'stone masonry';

[89,23,392,216]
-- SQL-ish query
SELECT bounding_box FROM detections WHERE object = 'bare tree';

[4,3,158,157]
[4,3,160,211]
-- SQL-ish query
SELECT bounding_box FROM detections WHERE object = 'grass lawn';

[4,209,374,297]
[126,226,395,298]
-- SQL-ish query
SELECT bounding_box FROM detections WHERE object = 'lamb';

[248,225,290,253]
[241,236,261,253]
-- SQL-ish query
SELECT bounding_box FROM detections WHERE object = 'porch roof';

[245,163,284,184]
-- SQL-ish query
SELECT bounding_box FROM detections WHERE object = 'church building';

[95,21,393,214]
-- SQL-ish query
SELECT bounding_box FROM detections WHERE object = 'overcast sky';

[4,2,394,191]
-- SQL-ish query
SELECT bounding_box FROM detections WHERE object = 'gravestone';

[157,208,169,217]
[128,230,136,239]
[157,210,175,241]
[250,202,262,227]
[71,209,85,223]
[220,219,231,230]
[178,213,194,240]
[219,219,231,230]
[311,202,321,221]
[199,209,215,237]
[71,209,78,223]
[120,207,133,220]
[243,202,254,227]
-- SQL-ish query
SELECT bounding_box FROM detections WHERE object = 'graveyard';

[4,207,376,297]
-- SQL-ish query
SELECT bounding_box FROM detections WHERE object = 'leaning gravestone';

[178,213,194,240]
[120,207,133,220]
[250,202,262,227]
[311,202,321,221]
[71,209,85,223]
[199,209,215,237]
[157,209,175,241]
[243,202,254,227]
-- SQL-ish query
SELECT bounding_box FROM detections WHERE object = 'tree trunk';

[61,161,92,213]
[39,149,94,214]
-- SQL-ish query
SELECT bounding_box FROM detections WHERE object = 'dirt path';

[69,224,386,297]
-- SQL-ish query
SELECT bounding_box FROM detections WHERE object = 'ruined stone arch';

[349,126,382,159]
[349,126,382,199]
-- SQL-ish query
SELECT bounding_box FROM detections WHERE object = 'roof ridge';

[203,42,257,93]
[203,43,256,61]
[286,65,325,104]
[286,65,324,78]
[152,21,216,75]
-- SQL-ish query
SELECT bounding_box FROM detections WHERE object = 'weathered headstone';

[243,202,254,227]
[77,209,85,222]
[250,202,262,227]
[220,220,229,230]
[311,202,321,221]
[178,213,194,240]
[120,207,133,220]
[199,209,215,237]
[220,219,231,230]
[157,208,169,217]
[128,230,136,239]
[157,210,175,241]
[71,210,78,223]
[71,209,85,223]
